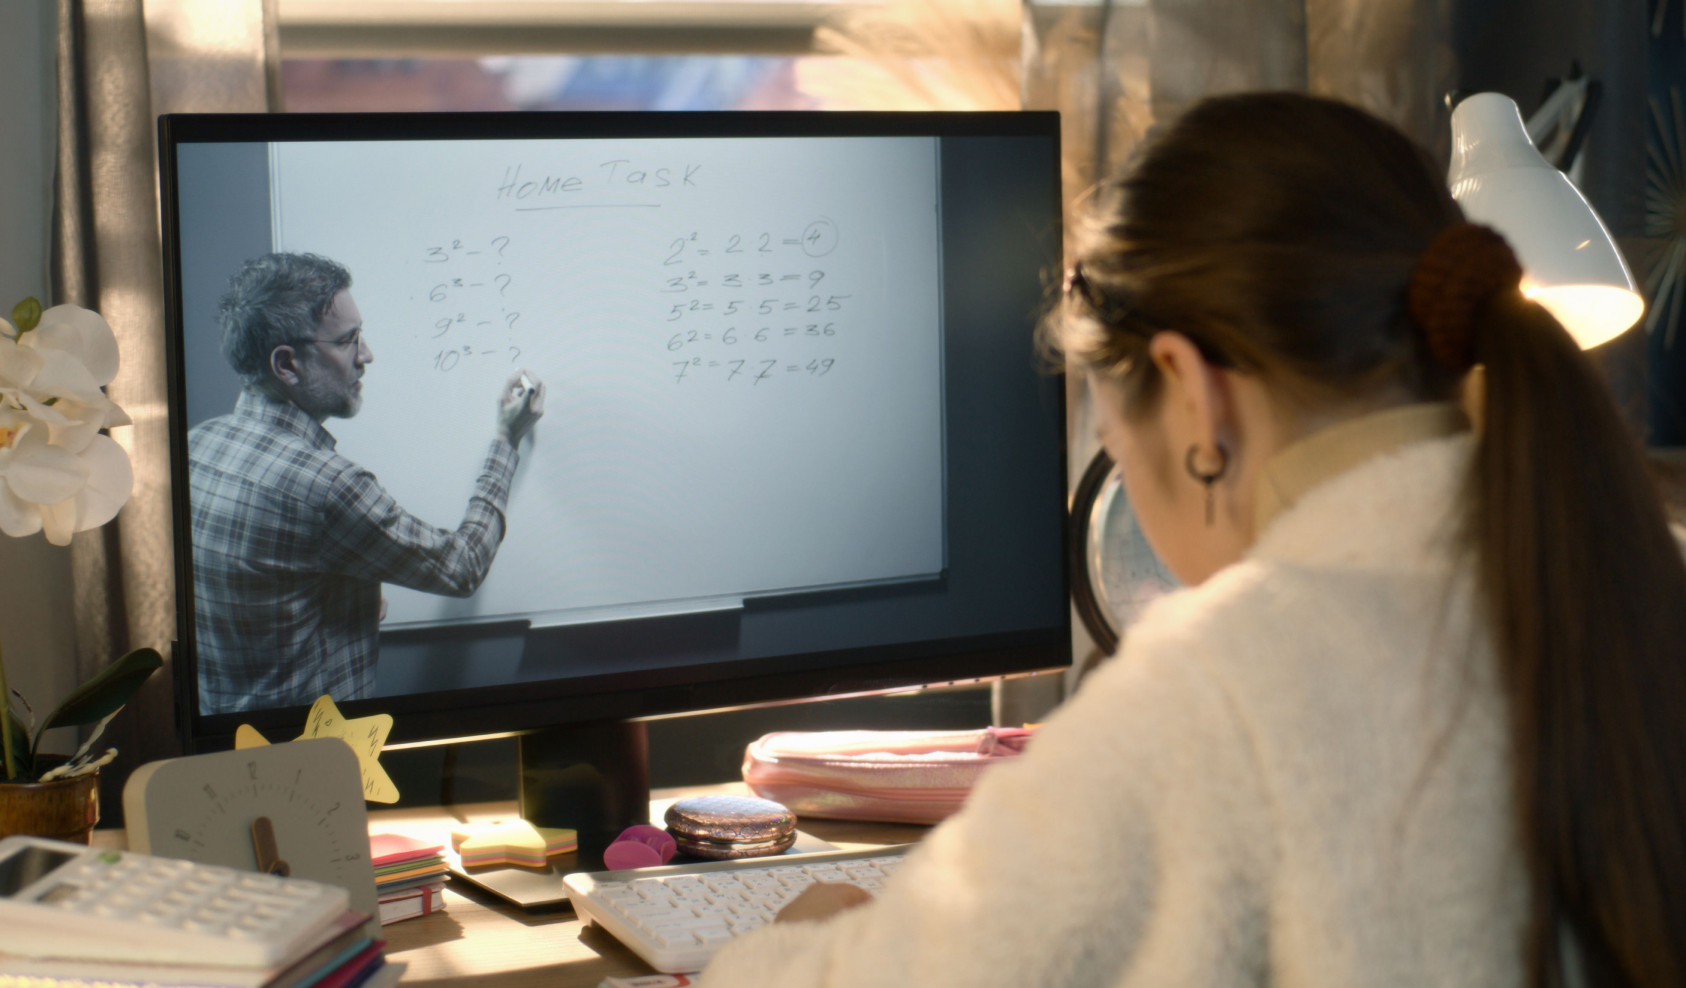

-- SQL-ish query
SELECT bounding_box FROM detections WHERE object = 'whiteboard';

[268,137,946,629]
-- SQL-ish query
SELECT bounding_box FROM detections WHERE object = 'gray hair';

[218,253,352,386]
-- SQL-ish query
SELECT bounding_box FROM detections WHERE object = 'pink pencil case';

[741,727,1036,826]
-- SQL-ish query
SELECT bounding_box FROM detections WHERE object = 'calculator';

[0,835,351,968]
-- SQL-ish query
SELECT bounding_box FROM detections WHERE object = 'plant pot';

[0,772,100,843]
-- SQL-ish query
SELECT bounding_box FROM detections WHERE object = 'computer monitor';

[160,111,1067,855]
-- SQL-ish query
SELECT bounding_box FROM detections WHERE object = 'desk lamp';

[1447,92,1644,349]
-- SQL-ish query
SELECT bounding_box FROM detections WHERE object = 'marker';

[517,374,535,399]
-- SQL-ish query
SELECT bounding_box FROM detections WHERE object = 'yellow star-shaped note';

[451,820,577,869]
[234,695,399,803]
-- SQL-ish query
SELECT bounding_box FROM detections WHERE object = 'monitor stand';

[519,719,653,863]
[445,719,836,909]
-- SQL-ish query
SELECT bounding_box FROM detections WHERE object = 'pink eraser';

[605,824,676,870]
[604,840,663,871]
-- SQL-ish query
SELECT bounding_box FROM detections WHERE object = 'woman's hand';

[775,882,875,924]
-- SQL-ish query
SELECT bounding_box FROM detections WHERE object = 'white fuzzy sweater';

[703,433,1530,986]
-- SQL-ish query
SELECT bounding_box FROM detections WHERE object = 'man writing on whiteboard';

[188,252,546,714]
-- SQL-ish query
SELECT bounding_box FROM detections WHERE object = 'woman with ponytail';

[704,92,1686,988]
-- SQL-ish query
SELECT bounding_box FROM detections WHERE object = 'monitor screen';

[162,112,1067,748]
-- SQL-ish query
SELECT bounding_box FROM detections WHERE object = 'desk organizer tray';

[742,727,1035,826]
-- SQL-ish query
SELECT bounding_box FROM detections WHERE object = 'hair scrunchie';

[1406,222,1523,373]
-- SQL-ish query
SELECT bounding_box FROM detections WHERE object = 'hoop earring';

[1184,443,1229,527]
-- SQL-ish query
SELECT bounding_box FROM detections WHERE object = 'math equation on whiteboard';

[415,235,527,369]
[659,220,847,385]
[411,221,850,385]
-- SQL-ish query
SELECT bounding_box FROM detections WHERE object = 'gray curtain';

[51,0,277,821]
[1022,0,1457,683]
[1022,0,1454,261]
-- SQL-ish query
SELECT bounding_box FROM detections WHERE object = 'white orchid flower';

[0,305,133,546]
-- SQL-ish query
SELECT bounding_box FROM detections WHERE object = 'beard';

[294,374,362,419]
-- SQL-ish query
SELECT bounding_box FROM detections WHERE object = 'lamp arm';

[1555,81,1601,176]
[1525,76,1587,144]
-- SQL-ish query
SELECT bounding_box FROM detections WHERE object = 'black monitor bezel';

[159,110,1068,752]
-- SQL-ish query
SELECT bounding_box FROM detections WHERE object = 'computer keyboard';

[563,845,913,973]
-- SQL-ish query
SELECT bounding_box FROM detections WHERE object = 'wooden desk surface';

[94,783,921,988]
[378,783,928,987]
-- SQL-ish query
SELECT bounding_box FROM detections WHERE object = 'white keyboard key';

[642,914,714,933]
[93,901,137,918]
[694,928,735,946]
[228,923,272,940]
[625,902,679,919]
[235,875,282,892]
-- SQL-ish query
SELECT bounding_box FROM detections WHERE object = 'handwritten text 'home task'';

[496,160,702,210]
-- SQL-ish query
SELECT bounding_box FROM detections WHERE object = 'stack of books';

[0,911,401,988]
[370,833,449,925]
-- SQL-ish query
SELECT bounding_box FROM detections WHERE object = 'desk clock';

[122,738,379,935]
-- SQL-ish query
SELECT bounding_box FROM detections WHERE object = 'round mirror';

[1070,448,1179,657]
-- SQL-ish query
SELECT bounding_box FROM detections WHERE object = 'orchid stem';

[0,638,14,781]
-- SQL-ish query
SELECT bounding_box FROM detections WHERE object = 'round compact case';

[665,794,797,860]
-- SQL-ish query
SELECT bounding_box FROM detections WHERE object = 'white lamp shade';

[1447,92,1643,349]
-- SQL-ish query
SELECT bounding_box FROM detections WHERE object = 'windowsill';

[278,0,868,56]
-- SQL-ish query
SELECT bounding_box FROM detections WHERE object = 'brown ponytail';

[1474,288,1686,986]
[1048,91,1686,987]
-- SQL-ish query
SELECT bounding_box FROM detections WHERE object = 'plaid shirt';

[189,390,518,714]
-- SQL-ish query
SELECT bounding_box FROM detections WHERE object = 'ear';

[1146,332,1234,450]
[269,344,303,387]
